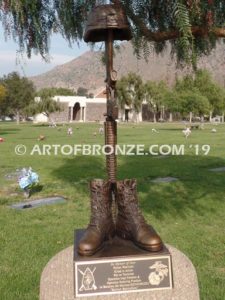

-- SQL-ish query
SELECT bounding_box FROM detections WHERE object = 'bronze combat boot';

[78,179,115,256]
[116,179,163,252]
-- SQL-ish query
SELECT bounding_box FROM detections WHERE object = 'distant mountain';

[30,42,225,93]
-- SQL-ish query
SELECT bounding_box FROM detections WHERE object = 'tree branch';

[114,0,225,42]
[140,25,225,42]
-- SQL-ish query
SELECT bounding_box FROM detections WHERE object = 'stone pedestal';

[40,243,200,300]
[74,231,173,297]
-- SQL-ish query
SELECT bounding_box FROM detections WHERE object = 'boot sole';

[116,231,163,252]
[78,244,103,256]
[135,241,163,252]
[78,232,115,256]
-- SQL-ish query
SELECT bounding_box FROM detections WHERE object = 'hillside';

[30,42,225,93]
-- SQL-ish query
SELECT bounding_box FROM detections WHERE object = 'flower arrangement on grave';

[18,167,39,198]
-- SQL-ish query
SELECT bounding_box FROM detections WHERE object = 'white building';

[33,90,144,123]
[34,95,107,123]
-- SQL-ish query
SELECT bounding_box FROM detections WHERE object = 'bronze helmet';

[84,4,132,43]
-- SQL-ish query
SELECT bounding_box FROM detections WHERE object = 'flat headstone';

[151,177,178,183]
[40,244,199,300]
[4,169,23,180]
[10,197,66,210]
[209,167,225,172]
[9,193,20,197]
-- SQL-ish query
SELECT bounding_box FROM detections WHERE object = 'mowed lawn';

[0,121,225,300]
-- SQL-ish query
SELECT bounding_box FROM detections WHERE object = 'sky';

[0,27,89,78]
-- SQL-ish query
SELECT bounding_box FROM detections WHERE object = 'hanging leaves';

[0,0,224,66]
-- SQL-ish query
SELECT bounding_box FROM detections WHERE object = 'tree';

[175,70,225,119]
[34,89,62,122]
[193,70,225,117]
[178,89,210,122]
[37,87,75,96]
[0,84,6,99]
[1,72,35,124]
[88,93,94,99]
[0,84,7,118]
[117,72,144,121]
[163,90,181,122]
[0,1,224,66]
[77,87,89,97]
[144,81,169,122]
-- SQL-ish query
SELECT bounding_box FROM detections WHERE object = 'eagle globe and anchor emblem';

[78,267,97,292]
[148,261,169,286]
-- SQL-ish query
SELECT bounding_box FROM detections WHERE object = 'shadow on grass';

[0,128,21,135]
[32,124,65,128]
[52,154,225,220]
[156,128,188,131]
[30,184,44,197]
[51,156,106,195]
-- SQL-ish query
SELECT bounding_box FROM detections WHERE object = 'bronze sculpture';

[78,3,163,256]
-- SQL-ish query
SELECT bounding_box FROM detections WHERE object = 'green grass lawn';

[0,121,225,299]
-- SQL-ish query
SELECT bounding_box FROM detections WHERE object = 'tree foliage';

[77,87,89,97]
[143,80,170,121]
[35,88,62,117]
[0,84,6,102]
[0,84,7,115]
[37,87,75,96]
[120,0,225,66]
[175,69,225,115]
[144,81,169,108]
[0,1,55,58]
[0,1,224,65]
[178,89,210,119]
[117,72,144,113]
[0,72,35,122]
[193,70,225,114]
[117,69,225,121]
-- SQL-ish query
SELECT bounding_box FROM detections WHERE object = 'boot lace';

[118,183,147,228]
[88,182,111,229]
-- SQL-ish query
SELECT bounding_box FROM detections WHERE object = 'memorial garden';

[0,121,225,299]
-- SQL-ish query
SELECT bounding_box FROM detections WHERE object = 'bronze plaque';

[74,230,173,297]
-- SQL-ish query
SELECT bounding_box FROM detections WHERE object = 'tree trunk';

[209,111,213,122]
[153,112,157,123]
[169,112,173,122]
[159,107,162,121]
[162,106,165,120]
[189,112,193,123]
[44,112,51,123]
[222,113,224,123]
[134,111,140,123]
[16,110,20,125]
[137,111,142,123]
